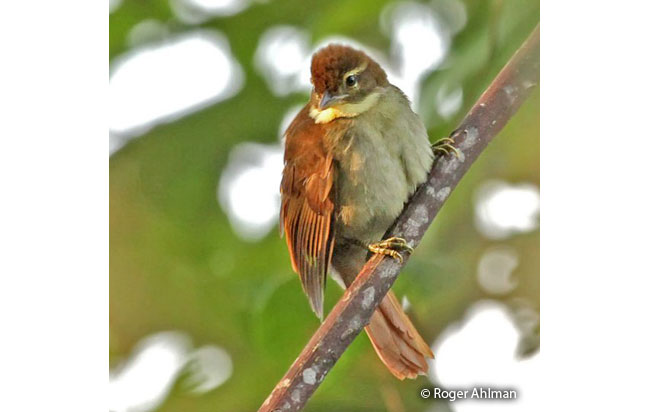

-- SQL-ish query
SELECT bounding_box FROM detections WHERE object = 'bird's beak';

[319,91,346,109]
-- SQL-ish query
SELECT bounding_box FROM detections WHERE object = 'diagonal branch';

[259,24,540,412]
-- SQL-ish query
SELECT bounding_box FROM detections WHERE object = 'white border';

[541,2,652,410]
[0,1,107,410]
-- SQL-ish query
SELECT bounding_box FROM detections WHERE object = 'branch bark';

[259,24,540,412]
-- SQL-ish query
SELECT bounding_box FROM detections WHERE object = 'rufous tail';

[364,290,434,379]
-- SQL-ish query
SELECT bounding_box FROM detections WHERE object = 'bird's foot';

[431,136,461,159]
[368,237,414,263]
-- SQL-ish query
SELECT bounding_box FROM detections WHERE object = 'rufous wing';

[280,106,336,320]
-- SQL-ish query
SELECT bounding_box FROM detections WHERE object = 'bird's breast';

[331,90,433,243]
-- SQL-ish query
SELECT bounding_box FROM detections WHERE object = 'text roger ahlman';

[432,387,517,401]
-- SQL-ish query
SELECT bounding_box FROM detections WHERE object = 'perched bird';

[280,44,452,379]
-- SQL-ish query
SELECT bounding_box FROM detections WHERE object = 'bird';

[280,44,454,379]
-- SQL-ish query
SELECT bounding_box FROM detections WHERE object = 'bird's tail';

[364,290,434,379]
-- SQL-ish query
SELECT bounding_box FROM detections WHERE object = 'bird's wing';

[280,106,336,320]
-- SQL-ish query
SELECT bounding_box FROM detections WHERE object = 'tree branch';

[259,24,540,412]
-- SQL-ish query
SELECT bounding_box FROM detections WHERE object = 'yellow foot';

[368,237,414,263]
[431,136,461,159]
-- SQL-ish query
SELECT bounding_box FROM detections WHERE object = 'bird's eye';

[345,74,358,87]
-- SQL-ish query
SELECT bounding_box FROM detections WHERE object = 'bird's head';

[309,44,389,124]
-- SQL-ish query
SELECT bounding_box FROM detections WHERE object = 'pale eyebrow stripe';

[343,61,368,79]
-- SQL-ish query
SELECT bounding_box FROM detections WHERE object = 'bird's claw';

[368,237,414,263]
[431,137,461,159]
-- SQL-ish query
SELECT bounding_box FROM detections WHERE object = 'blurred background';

[109,0,539,411]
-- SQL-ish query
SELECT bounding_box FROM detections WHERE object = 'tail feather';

[364,291,434,380]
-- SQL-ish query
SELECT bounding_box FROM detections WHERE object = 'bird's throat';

[310,92,380,124]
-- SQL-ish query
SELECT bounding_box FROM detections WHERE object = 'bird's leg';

[368,237,414,264]
[431,136,461,158]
